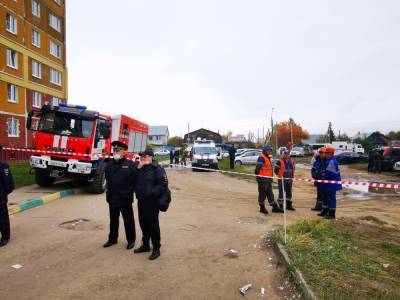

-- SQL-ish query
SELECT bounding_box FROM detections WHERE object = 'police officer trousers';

[257,181,275,206]
[108,205,136,243]
[138,201,160,250]
[278,179,293,204]
[0,203,10,241]
[322,191,336,209]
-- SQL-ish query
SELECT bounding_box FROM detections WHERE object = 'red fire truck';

[27,103,148,193]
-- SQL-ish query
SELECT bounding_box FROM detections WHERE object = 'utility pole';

[290,118,294,144]
[257,129,260,145]
[275,122,278,151]
[270,108,274,147]
[262,126,265,145]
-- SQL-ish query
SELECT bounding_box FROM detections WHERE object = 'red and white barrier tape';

[1,147,399,190]
[167,164,400,190]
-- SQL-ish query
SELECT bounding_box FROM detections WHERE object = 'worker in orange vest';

[274,150,295,211]
[255,146,284,214]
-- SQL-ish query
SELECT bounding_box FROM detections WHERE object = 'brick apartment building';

[0,0,67,148]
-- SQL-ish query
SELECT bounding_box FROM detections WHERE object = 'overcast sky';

[67,0,400,138]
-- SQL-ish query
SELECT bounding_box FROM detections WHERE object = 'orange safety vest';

[259,153,273,178]
[277,159,295,179]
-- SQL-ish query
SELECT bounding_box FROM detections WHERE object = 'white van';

[192,139,219,170]
[332,141,365,154]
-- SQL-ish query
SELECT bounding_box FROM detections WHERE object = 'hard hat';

[263,146,273,152]
[325,147,336,154]
[319,147,327,153]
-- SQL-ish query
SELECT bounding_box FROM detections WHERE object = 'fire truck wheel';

[35,169,56,187]
[90,164,106,194]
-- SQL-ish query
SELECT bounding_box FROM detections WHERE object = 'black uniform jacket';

[135,162,168,204]
[0,161,15,205]
[105,158,138,208]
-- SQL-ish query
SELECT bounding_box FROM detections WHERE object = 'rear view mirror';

[26,111,33,129]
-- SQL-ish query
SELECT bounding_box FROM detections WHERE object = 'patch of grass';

[218,158,257,182]
[274,218,400,299]
[154,156,170,162]
[359,215,388,225]
[9,162,35,189]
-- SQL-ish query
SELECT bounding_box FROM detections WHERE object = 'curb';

[273,242,318,300]
[8,189,76,215]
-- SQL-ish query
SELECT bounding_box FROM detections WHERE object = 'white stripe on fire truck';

[61,136,68,149]
[53,135,60,148]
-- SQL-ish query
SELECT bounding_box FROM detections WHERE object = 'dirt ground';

[0,165,399,299]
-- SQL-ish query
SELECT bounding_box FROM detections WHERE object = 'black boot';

[271,202,284,213]
[311,201,323,211]
[134,244,151,254]
[317,208,328,217]
[324,209,336,219]
[126,241,135,250]
[259,205,269,215]
[287,201,296,211]
[103,240,117,248]
[0,239,9,247]
[149,249,160,260]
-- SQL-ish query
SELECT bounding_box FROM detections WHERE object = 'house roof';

[149,126,169,136]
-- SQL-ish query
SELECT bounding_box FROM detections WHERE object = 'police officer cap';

[111,141,128,150]
[263,146,273,152]
[139,150,154,157]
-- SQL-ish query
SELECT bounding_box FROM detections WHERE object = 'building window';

[32,0,41,18]
[50,68,62,85]
[49,13,61,32]
[6,49,18,69]
[7,118,20,137]
[7,84,18,103]
[32,60,42,78]
[52,97,60,106]
[33,91,42,108]
[50,40,61,58]
[32,29,41,47]
[6,14,17,35]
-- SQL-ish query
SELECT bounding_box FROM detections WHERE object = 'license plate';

[48,160,66,167]
[202,164,210,167]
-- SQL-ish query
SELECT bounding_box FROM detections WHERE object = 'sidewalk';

[8,180,85,205]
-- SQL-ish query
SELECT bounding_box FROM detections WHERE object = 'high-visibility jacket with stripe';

[275,159,295,179]
[321,157,342,191]
[258,153,273,178]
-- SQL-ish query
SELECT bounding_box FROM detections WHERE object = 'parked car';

[234,150,262,165]
[277,147,288,155]
[382,147,400,171]
[154,149,170,156]
[394,161,400,171]
[235,148,254,156]
[335,152,368,164]
[290,147,305,157]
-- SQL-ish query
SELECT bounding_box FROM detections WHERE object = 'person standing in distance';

[311,147,326,211]
[319,146,342,219]
[103,141,138,250]
[228,145,236,169]
[274,150,295,211]
[255,146,283,214]
[0,160,14,247]
[134,150,168,260]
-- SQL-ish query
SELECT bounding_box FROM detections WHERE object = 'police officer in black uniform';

[0,160,15,247]
[103,141,138,250]
[134,150,168,260]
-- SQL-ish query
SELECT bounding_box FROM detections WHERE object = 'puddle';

[343,178,400,201]
[236,217,268,225]
[59,218,103,231]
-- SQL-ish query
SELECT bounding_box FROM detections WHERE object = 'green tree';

[168,136,183,147]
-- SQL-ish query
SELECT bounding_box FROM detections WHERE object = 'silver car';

[234,150,262,165]
[394,161,400,171]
